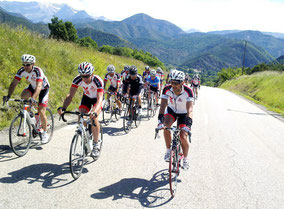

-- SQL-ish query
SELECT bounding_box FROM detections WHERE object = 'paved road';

[0,86,283,209]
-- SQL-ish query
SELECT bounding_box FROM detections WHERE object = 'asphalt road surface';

[0,86,283,209]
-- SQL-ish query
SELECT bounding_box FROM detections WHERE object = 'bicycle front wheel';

[45,107,54,143]
[9,114,32,157]
[69,133,86,180]
[123,106,132,133]
[102,100,112,126]
[169,149,179,197]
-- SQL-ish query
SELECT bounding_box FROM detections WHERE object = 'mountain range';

[1,1,283,73]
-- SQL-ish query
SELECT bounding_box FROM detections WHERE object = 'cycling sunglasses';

[23,63,32,67]
[81,74,91,79]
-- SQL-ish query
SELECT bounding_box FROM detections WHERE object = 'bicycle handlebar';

[59,111,96,126]
[154,126,191,142]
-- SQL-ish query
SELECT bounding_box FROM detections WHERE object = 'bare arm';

[63,86,77,109]
[159,98,168,115]
[7,79,20,97]
[186,101,193,118]
[91,91,103,114]
[31,81,43,100]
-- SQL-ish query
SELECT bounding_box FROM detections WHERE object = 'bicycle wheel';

[123,105,132,133]
[9,114,32,157]
[44,107,54,143]
[169,149,179,197]
[102,100,112,126]
[147,98,152,120]
[69,133,86,180]
[134,105,142,127]
[152,96,157,117]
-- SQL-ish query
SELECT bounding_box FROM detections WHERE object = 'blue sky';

[3,0,284,33]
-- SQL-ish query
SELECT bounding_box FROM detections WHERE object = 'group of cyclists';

[3,54,201,170]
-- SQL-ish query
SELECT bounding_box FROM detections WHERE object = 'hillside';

[77,27,133,48]
[0,24,147,129]
[223,30,284,58]
[220,71,284,117]
[0,6,49,35]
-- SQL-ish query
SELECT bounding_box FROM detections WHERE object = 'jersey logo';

[83,87,90,95]
[26,76,29,80]
[169,96,173,104]
[178,98,182,102]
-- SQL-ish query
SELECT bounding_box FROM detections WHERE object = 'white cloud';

[3,0,284,33]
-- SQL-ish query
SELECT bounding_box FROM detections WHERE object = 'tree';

[48,17,68,41]
[78,37,98,49]
[99,45,114,54]
[65,21,78,42]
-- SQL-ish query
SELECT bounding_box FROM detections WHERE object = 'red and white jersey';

[156,72,164,80]
[192,78,200,85]
[72,74,104,99]
[161,85,194,114]
[15,66,50,90]
[104,73,121,88]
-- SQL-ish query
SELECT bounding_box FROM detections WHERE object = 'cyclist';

[142,66,150,81]
[144,69,160,106]
[157,70,194,170]
[3,54,50,144]
[191,74,200,99]
[156,67,164,96]
[57,62,104,158]
[123,65,143,114]
[121,65,129,81]
[185,73,190,85]
[103,64,122,114]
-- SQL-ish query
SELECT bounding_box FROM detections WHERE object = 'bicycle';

[60,111,103,180]
[123,95,141,133]
[155,126,191,197]
[102,91,120,126]
[146,90,158,120]
[4,99,54,157]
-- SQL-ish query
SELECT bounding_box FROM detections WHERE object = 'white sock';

[184,157,188,162]
[166,148,170,153]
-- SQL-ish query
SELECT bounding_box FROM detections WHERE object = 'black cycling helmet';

[129,65,138,75]
[124,65,130,71]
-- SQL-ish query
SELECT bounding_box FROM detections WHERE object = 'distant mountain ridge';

[1,1,282,73]
[0,1,107,23]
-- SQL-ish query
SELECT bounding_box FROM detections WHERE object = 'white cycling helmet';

[157,67,163,73]
[170,70,185,81]
[21,54,36,63]
[145,66,150,70]
[150,69,156,76]
[78,62,94,75]
[107,64,115,73]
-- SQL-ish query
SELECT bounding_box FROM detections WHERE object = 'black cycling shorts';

[150,86,158,93]
[79,94,97,112]
[165,106,187,128]
[25,84,49,107]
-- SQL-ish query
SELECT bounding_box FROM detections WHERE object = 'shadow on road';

[0,162,79,188]
[227,109,282,117]
[91,169,173,208]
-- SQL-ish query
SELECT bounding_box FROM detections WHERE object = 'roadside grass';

[220,71,284,117]
[0,24,147,129]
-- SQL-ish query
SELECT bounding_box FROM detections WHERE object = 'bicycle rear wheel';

[169,149,179,197]
[9,114,32,157]
[134,106,142,127]
[69,133,86,180]
[38,107,54,143]
[123,106,132,133]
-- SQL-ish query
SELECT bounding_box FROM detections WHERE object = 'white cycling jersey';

[192,78,199,85]
[161,85,194,114]
[104,72,121,88]
[15,66,50,90]
[72,74,104,99]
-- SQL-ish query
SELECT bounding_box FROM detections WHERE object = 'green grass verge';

[0,24,148,129]
[220,71,284,117]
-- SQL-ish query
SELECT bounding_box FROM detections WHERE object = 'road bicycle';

[155,126,191,197]
[102,91,121,126]
[60,111,103,180]
[5,99,54,157]
[123,95,141,133]
[146,90,158,120]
